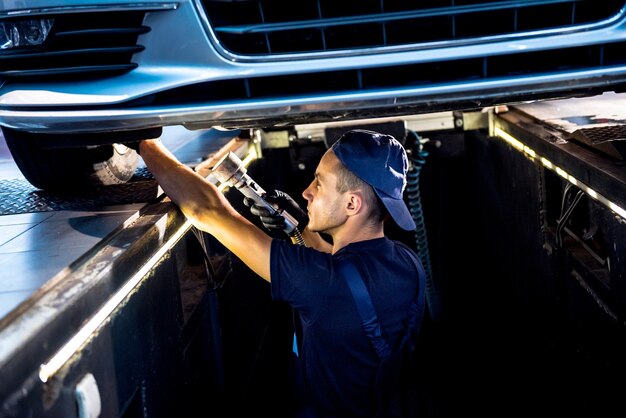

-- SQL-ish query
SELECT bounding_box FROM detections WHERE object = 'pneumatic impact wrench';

[210,151,306,246]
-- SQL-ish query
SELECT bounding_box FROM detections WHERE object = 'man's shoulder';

[393,241,424,275]
[336,237,417,259]
[390,238,417,254]
[271,238,332,267]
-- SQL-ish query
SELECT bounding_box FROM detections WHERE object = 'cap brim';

[377,189,416,231]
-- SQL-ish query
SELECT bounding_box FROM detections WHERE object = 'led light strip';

[39,218,192,383]
[494,126,626,221]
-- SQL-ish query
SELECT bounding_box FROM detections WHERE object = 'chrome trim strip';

[2,65,626,133]
[193,0,626,63]
[215,0,583,35]
[0,2,178,19]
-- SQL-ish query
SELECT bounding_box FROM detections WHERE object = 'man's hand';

[124,141,142,154]
[119,128,163,155]
[124,138,161,155]
[244,190,308,234]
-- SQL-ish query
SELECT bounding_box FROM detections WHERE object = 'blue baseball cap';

[331,129,416,231]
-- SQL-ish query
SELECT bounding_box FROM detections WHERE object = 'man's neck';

[331,224,384,254]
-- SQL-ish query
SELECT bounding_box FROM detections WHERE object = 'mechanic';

[136,129,425,418]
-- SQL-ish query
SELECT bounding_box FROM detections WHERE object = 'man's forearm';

[138,139,230,229]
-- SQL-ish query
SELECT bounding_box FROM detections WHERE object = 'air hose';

[405,130,440,322]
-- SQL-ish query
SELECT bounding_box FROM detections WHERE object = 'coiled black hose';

[405,130,440,321]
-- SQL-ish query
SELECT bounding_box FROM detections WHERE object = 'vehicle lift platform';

[0,128,249,418]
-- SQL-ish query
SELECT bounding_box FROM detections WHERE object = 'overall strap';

[336,259,391,360]
[403,250,426,352]
[336,249,426,360]
[337,250,426,418]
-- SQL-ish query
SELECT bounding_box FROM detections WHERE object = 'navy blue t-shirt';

[270,237,423,418]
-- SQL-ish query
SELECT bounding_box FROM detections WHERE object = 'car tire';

[2,127,139,194]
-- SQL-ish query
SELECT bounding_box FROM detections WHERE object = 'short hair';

[334,159,387,222]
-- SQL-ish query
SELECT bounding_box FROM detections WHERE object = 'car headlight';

[0,18,54,50]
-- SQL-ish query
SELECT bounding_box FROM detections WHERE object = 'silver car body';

[0,0,626,134]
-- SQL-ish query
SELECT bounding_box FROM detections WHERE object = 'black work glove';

[243,190,309,234]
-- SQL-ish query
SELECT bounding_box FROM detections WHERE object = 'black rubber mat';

[0,168,159,215]
[571,125,626,161]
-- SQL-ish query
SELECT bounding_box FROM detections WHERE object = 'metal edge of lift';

[491,106,626,212]
[0,136,251,417]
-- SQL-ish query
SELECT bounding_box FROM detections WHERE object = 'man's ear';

[345,192,364,215]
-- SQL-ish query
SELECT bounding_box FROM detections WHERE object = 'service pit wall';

[416,109,626,418]
[0,202,224,418]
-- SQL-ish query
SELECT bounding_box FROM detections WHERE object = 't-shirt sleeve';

[270,239,333,314]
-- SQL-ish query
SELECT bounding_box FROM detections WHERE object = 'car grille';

[0,11,149,80]
[199,0,626,57]
[122,38,626,114]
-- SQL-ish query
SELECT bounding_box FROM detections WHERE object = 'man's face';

[302,151,347,234]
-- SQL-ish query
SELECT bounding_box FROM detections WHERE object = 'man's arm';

[139,139,273,282]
